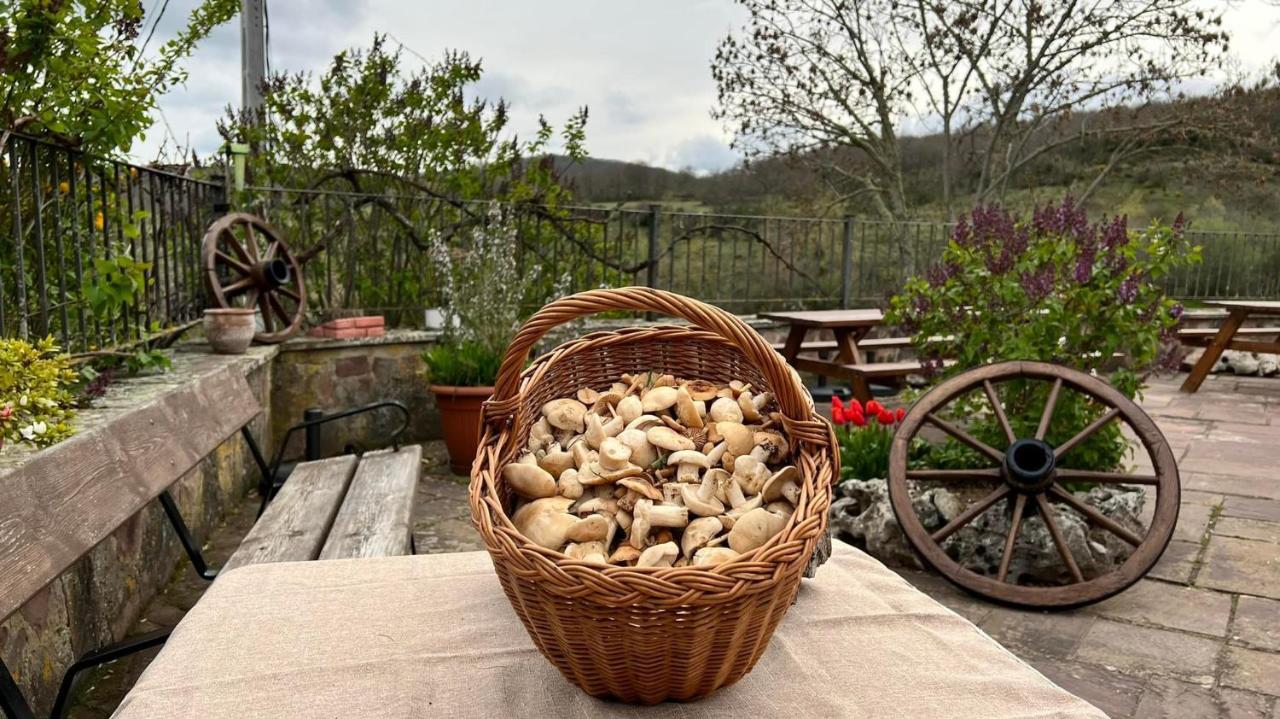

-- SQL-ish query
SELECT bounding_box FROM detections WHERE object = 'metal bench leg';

[48,629,170,719]
[157,491,219,581]
[1,657,35,719]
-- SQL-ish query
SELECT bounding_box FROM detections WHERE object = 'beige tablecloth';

[113,542,1104,718]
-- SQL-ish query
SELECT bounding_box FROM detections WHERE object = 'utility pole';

[240,0,266,124]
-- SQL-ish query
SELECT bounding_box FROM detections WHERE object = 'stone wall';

[269,330,440,458]
[0,350,273,715]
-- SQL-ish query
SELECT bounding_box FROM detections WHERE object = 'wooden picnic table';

[1181,300,1280,393]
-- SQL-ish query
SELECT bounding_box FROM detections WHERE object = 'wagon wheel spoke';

[243,223,260,260]
[1053,469,1159,486]
[244,288,259,310]
[931,486,1010,543]
[264,240,280,261]
[276,285,301,302]
[267,293,293,328]
[925,414,1004,463]
[259,293,275,332]
[215,251,250,275]
[1054,407,1121,460]
[1048,485,1143,547]
[983,380,1016,446]
[1035,493,1084,583]
[1035,377,1063,440]
[223,277,254,297]
[220,229,252,264]
[906,468,1003,482]
[997,493,1028,583]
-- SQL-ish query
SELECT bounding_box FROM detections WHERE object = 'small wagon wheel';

[888,361,1179,609]
[201,213,306,344]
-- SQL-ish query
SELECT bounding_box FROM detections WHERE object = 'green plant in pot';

[423,209,565,474]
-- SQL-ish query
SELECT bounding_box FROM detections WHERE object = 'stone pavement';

[70,374,1278,717]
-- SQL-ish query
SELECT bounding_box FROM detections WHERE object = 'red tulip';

[831,396,845,412]
[850,411,867,427]
[866,400,884,415]
[895,407,906,422]
[832,406,846,425]
[876,410,895,426]
[847,398,863,415]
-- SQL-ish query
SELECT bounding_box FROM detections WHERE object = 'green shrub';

[0,337,78,448]
[887,198,1199,471]
[422,341,505,388]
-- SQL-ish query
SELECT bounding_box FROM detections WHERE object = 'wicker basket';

[470,287,838,704]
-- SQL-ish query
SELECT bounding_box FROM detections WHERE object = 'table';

[760,309,912,401]
[1180,300,1280,393]
[112,543,1104,718]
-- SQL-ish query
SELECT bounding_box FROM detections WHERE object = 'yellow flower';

[94,212,104,231]
[58,181,69,194]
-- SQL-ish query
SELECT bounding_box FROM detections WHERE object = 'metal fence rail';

[1,132,223,353]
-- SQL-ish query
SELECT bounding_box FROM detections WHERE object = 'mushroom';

[616,394,643,424]
[512,497,579,549]
[732,455,771,496]
[609,544,641,565]
[750,430,789,464]
[641,386,679,413]
[760,465,801,505]
[646,426,695,452]
[662,482,685,505]
[693,547,740,566]
[617,476,663,502]
[674,387,704,429]
[679,484,725,516]
[716,422,753,457]
[538,444,575,478]
[528,417,554,453]
[618,428,657,468]
[766,500,795,517]
[565,513,611,543]
[737,391,762,422]
[503,463,557,499]
[682,380,719,401]
[572,496,619,515]
[564,542,607,564]
[556,467,584,499]
[667,449,710,483]
[637,541,679,568]
[709,397,744,423]
[576,387,601,405]
[682,516,724,558]
[727,507,788,553]
[570,441,594,469]
[543,398,587,432]
[630,499,690,548]
[584,413,607,449]
[598,437,632,471]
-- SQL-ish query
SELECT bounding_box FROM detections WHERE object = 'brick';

[328,327,364,340]
[325,318,358,329]
[1223,646,1280,696]
[1198,536,1280,599]
[363,326,386,338]
[353,315,385,328]
[1234,596,1280,652]
[307,326,330,338]
[1074,620,1219,681]
[1087,580,1233,637]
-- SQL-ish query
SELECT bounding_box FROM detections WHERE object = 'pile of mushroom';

[504,372,801,568]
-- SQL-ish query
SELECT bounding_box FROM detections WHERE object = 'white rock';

[1259,355,1279,377]
[1225,351,1260,376]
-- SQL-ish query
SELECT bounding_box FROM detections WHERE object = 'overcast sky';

[134,0,1280,172]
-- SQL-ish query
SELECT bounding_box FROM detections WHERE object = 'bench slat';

[771,337,914,353]
[849,360,945,378]
[222,454,358,573]
[320,446,421,560]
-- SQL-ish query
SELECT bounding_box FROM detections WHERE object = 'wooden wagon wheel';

[201,213,306,344]
[888,361,1179,609]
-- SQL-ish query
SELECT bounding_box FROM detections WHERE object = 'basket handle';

[486,287,827,446]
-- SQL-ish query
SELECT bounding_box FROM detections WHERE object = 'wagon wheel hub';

[1003,438,1056,493]
[250,257,292,291]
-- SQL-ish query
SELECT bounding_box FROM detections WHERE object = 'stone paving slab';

[1223,646,1280,696]
[1074,619,1221,683]
[1198,535,1280,599]
[1085,580,1233,637]
[1233,596,1280,652]
[1224,497,1280,522]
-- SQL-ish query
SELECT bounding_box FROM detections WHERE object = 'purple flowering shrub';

[887,198,1200,470]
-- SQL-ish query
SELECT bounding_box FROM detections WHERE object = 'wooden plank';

[759,309,884,328]
[1202,300,1280,314]
[1182,309,1247,393]
[221,454,358,573]
[849,361,945,378]
[0,367,260,622]
[1178,326,1280,338]
[319,446,421,560]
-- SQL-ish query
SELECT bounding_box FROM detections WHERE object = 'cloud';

[664,135,739,174]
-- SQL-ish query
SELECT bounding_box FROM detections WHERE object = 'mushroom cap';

[538,446,575,478]
[618,428,657,468]
[682,516,724,558]
[733,454,770,495]
[693,547,740,567]
[682,380,719,401]
[512,497,578,550]
[646,426,695,452]
[709,397,744,423]
[609,544,641,565]
[555,468,584,499]
[636,541,679,568]
[565,513,611,542]
[598,436,633,470]
[576,387,601,405]
[542,398,587,432]
[616,395,643,424]
[753,430,789,462]
[727,507,788,553]
[716,422,753,457]
[761,465,800,503]
[680,484,726,518]
[737,391,763,422]
[641,386,679,413]
[666,449,710,468]
[617,477,663,501]
[503,463,557,499]
[674,387,704,429]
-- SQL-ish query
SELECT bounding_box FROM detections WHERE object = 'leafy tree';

[0,0,239,154]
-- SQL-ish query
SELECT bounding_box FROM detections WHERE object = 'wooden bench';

[771,337,914,353]
[0,366,420,719]
[1177,326,1280,346]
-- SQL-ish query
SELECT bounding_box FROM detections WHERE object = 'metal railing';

[1,132,224,352]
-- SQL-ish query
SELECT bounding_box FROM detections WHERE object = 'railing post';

[840,215,854,309]
[646,204,661,290]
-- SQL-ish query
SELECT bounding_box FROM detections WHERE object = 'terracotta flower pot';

[203,308,256,354]
[429,384,493,475]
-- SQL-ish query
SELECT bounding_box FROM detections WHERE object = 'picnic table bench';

[1180,300,1280,393]
[0,364,421,719]
[761,309,936,402]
